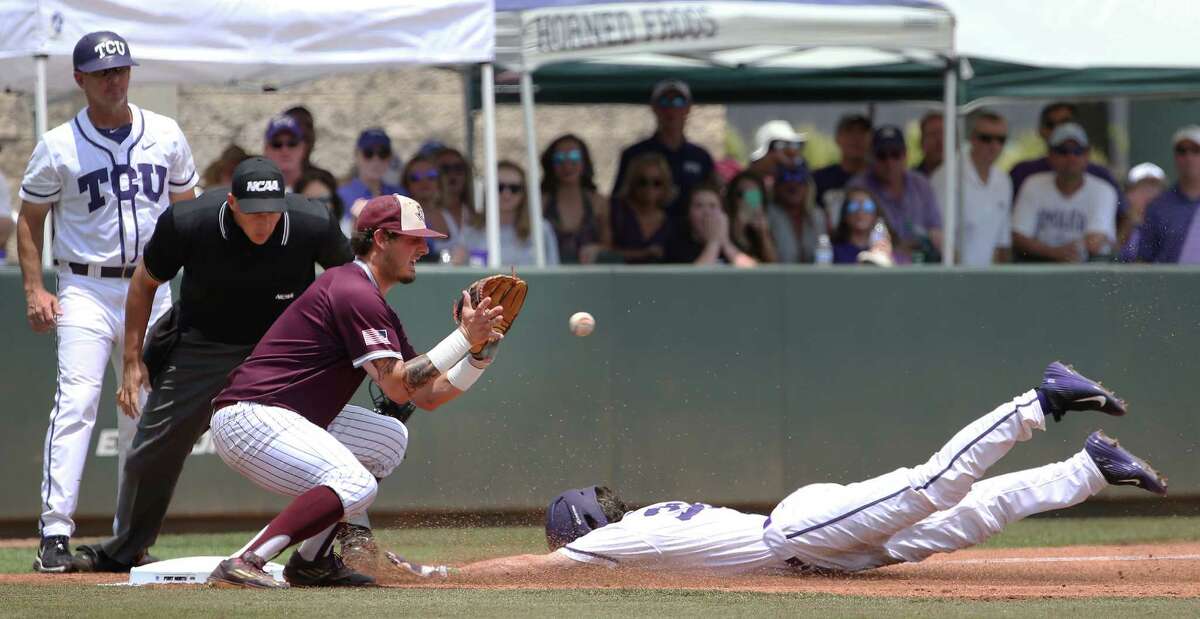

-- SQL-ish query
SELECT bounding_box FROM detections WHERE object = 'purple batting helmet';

[545,486,613,550]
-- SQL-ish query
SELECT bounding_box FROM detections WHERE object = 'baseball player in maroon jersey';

[206,194,503,588]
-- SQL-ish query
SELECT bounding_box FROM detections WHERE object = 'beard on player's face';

[377,233,425,284]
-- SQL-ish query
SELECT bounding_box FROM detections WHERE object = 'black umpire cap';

[73,31,138,73]
[231,158,288,213]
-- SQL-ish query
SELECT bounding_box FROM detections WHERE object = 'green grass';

[1,517,1197,617]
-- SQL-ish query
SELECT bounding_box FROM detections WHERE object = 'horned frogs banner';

[496,1,953,71]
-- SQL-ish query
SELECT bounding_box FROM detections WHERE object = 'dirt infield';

[3,541,1198,598]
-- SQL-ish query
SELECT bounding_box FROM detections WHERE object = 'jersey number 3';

[644,502,708,521]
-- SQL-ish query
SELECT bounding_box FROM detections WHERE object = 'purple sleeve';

[332,286,408,368]
[915,174,943,230]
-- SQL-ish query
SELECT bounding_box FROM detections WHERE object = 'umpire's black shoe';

[33,535,76,573]
[72,544,135,573]
[283,551,376,587]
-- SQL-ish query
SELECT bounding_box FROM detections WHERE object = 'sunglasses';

[973,132,1007,145]
[655,96,689,109]
[1175,145,1200,156]
[552,149,583,164]
[636,177,665,189]
[874,149,905,161]
[1051,145,1087,156]
[93,67,130,79]
[771,140,804,152]
[439,162,467,175]
[408,169,439,182]
[845,198,877,215]
[361,148,392,160]
[270,140,301,150]
[498,182,524,194]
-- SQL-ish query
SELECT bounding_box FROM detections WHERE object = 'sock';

[244,486,344,562]
[296,523,339,562]
[1035,388,1056,420]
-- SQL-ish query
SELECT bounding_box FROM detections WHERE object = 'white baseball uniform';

[561,391,1109,574]
[20,103,197,537]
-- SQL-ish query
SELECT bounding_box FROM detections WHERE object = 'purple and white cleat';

[1039,361,1127,422]
[1085,431,1167,496]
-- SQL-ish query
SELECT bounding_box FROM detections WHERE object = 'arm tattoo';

[399,355,440,393]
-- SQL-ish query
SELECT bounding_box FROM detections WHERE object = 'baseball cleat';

[72,544,133,573]
[207,552,288,589]
[33,535,76,573]
[1038,361,1127,422]
[1085,431,1168,496]
[283,551,376,587]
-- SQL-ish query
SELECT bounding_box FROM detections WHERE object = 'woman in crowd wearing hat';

[723,171,778,263]
[1117,162,1167,261]
[766,160,827,263]
[540,134,612,264]
[611,153,676,264]
[746,120,806,196]
[337,128,402,227]
[453,160,559,266]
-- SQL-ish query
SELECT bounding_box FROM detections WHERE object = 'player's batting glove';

[386,551,453,579]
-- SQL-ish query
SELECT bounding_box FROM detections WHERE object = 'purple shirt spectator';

[214,262,417,428]
[1011,157,1125,214]
[848,170,942,245]
[832,242,864,264]
[337,178,404,212]
[1134,186,1200,263]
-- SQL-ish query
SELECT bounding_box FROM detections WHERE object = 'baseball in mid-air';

[569,312,595,337]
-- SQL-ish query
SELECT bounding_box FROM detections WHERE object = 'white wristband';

[445,355,486,391]
[427,329,471,373]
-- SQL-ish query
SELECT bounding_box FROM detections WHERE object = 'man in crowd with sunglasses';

[611,79,715,219]
[263,115,306,192]
[1013,124,1118,263]
[848,125,943,263]
[814,114,872,220]
[931,109,1012,265]
[1133,126,1200,263]
[338,129,403,229]
[1010,103,1121,202]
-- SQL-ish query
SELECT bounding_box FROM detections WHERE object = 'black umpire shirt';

[142,190,352,345]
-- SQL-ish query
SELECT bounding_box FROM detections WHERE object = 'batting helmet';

[545,486,614,550]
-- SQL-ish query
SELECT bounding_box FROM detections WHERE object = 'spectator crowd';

[184,81,1200,268]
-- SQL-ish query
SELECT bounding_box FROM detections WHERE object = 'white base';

[128,556,286,586]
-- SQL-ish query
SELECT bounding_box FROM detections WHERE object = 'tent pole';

[36,54,51,269]
[941,57,958,267]
[462,66,475,163]
[481,63,501,268]
[519,72,546,267]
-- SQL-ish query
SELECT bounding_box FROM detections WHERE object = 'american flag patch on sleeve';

[362,328,390,346]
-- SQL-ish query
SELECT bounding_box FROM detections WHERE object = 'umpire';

[73,157,352,571]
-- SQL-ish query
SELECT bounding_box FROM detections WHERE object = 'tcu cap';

[231,157,287,213]
[73,31,138,73]
[356,194,447,238]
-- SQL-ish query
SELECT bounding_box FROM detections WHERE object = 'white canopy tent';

[493,0,960,266]
[0,0,499,265]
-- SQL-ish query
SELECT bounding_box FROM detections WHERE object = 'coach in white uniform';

[16,31,197,573]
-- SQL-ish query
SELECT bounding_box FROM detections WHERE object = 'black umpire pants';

[98,330,254,565]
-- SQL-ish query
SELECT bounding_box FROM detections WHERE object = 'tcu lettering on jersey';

[79,164,168,212]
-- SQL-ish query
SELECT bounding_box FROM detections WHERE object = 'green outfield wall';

[2,266,1197,525]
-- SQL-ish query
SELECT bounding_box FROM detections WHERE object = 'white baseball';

[569,312,595,337]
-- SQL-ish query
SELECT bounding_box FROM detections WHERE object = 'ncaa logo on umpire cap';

[73,31,139,73]
[245,180,281,193]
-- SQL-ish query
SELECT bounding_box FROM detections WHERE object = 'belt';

[55,260,136,279]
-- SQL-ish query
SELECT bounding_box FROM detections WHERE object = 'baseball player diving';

[16,31,198,573]
[390,363,1167,580]
[204,194,527,589]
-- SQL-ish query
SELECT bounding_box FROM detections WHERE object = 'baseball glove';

[453,273,528,355]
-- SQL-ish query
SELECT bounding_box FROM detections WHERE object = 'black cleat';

[33,535,75,573]
[1039,361,1127,422]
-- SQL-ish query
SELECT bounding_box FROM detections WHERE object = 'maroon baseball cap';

[355,194,446,238]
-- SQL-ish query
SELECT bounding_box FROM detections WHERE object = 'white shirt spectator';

[932,155,1012,266]
[455,219,560,267]
[1013,171,1117,260]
